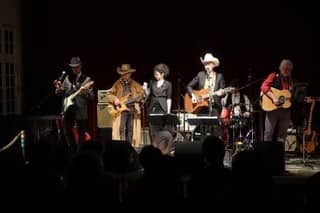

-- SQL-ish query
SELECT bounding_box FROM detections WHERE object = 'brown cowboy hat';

[117,64,136,75]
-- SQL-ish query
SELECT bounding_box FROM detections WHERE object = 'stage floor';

[223,151,320,182]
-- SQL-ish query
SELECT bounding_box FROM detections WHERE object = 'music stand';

[148,113,180,126]
[187,116,219,142]
[148,113,180,142]
[292,83,308,103]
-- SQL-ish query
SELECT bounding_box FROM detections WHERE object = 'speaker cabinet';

[97,103,113,128]
[97,90,109,103]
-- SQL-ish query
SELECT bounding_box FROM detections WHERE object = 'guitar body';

[63,96,74,113]
[107,94,131,118]
[300,98,317,154]
[62,81,94,114]
[184,89,209,113]
[260,87,291,111]
[301,131,317,154]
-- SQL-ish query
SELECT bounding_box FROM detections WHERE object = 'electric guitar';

[184,87,235,113]
[63,81,94,113]
[260,87,291,111]
[300,98,318,154]
[107,93,144,118]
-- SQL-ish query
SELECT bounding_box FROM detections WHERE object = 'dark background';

[20,0,319,115]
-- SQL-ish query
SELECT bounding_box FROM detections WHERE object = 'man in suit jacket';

[187,53,226,116]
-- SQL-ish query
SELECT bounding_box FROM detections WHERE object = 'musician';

[186,52,226,116]
[143,63,174,154]
[54,56,94,152]
[260,59,294,142]
[186,53,226,141]
[221,79,252,146]
[105,64,145,147]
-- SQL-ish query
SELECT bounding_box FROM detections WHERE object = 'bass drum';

[285,132,297,152]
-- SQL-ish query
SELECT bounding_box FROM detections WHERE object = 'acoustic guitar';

[300,97,318,154]
[260,87,291,111]
[107,93,144,118]
[184,87,234,113]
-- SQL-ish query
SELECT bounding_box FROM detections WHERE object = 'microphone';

[58,71,66,81]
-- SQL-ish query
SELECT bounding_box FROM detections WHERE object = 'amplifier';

[97,103,113,128]
[97,90,110,103]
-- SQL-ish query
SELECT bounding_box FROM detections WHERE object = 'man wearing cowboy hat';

[106,64,145,147]
[54,56,94,152]
[186,53,226,116]
[185,53,227,141]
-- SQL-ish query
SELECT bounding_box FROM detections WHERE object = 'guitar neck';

[202,90,220,99]
[68,81,93,100]
[69,89,81,100]
[306,100,315,130]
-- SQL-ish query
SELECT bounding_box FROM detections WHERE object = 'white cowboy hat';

[200,53,220,67]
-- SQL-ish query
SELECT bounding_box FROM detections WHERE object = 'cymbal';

[172,109,186,113]
[250,110,262,113]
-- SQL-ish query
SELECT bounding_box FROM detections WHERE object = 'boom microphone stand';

[238,75,264,147]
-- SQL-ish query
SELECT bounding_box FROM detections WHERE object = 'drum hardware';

[229,113,255,154]
[232,141,245,157]
[175,110,197,141]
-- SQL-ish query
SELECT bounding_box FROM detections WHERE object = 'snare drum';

[232,105,242,117]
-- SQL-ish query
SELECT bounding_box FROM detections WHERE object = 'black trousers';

[120,110,134,144]
[63,109,87,152]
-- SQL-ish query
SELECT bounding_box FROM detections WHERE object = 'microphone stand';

[29,92,53,143]
[29,72,67,143]
[141,82,150,147]
[177,78,186,141]
[238,76,263,148]
[140,100,147,147]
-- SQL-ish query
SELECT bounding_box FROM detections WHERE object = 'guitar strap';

[272,72,293,90]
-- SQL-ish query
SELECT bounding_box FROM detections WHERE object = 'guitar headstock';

[224,87,236,93]
[84,81,94,88]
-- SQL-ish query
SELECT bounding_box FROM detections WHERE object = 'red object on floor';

[72,127,91,144]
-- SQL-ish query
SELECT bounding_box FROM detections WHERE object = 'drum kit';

[174,103,256,153]
[220,103,255,153]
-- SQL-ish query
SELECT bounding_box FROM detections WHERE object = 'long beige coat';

[106,79,145,148]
